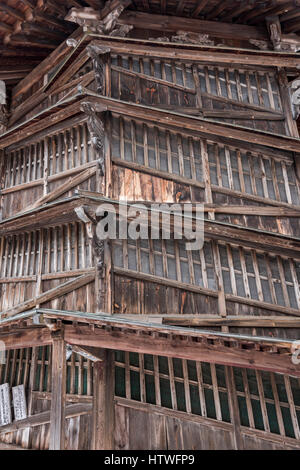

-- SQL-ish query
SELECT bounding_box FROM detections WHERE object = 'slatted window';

[111,115,300,205]
[113,238,217,290]
[0,231,40,278]
[197,66,282,111]
[218,244,300,309]
[0,222,92,278]
[111,55,195,90]
[42,222,92,274]
[0,348,32,388]
[114,352,300,439]
[47,123,94,177]
[4,122,94,189]
[111,115,202,181]
[113,238,300,309]
[5,142,45,188]
[111,55,282,112]
[208,145,299,204]
[1,346,94,397]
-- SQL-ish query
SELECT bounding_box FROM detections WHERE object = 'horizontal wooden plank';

[117,314,300,328]
[86,94,300,153]
[89,36,300,68]
[65,323,300,376]
[0,403,92,434]
[116,397,300,449]
[114,267,300,318]
[119,11,269,41]
[1,272,95,319]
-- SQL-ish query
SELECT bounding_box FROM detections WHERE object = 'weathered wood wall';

[1,348,300,450]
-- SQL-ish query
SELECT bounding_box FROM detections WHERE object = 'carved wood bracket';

[266,15,300,52]
[75,205,105,279]
[86,44,110,94]
[80,102,105,177]
[290,78,300,120]
[65,1,133,37]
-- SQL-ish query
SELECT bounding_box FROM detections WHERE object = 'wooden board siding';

[1,347,300,450]
[1,5,300,450]
[112,238,300,312]
[114,351,300,449]
[110,54,289,135]
[109,113,300,237]
[0,222,95,313]
[1,118,97,219]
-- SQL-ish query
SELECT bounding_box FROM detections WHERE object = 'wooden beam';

[0,196,96,236]
[0,403,92,434]
[87,95,300,154]
[94,36,299,68]
[0,99,82,149]
[64,324,300,377]
[118,11,269,41]
[49,330,66,450]
[24,166,96,212]
[1,272,95,319]
[0,4,25,21]
[71,344,104,362]
[145,315,300,328]
[192,0,210,18]
[12,27,82,101]
[0,327,52,350]
[114,266,300,317]
[92,350,115,449]
[7,34,58,50]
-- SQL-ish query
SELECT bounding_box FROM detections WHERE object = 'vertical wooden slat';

[284,375,300,439]
[242,369,255,428]
[211,363,222,420]
[255,370,270,433]
[196,362,207,417]
[91,350,114,450]
[49,332,66,450]
[270,372,285,436]
[225,366,243,450]
[182,359,191,413]
[168,357,178,411]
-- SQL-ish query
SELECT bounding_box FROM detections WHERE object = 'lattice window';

[218,244,300,309]
[114,351,300,439]
[113,238,300,309]
[0,222,93,278]
[111,115,203,181]
[111,115,300,205]
[4,122,94,189]
[197,66,282,111]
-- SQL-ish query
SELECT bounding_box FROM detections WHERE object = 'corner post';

[91,349,115,449]
[49,328,66,450]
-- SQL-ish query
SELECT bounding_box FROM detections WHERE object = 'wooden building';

[0,0,300,450]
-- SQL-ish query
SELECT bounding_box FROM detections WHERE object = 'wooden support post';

[92,349,115,450]
[49,329,66,450]
[225,366,243,450]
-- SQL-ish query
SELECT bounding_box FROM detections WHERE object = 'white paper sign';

[0,383,12,426]
[12,385,27,421]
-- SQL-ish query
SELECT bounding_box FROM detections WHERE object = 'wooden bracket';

[86,44,110,94]
[65,1,132,36]
[266,15,282,50]
[80,102,105,177]
[290,77,300,120]
[266,15,300,52]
